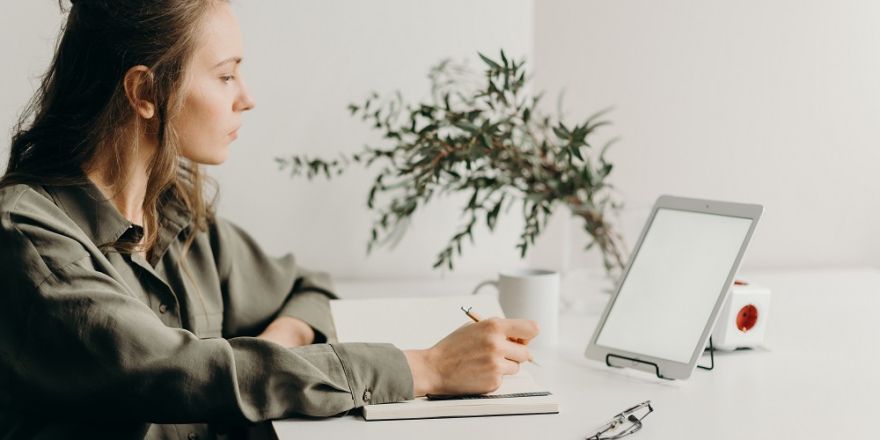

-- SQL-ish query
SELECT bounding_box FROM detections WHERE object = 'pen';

[461,306,540,366]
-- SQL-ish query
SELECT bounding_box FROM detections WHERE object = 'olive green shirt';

[0,180,414,439]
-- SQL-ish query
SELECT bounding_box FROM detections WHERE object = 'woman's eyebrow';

[212,56,242,69]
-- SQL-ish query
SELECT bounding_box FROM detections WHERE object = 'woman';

[0,0,538,438]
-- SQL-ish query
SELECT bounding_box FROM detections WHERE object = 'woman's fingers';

[498,318,540,342]
[500,358,521,376]
[500,338,532,364]
[479,318,536,364]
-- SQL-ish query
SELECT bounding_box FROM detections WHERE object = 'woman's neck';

[90,169,149,227]
[86,135,157,228]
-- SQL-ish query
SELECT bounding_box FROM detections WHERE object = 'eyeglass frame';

[585,400,654,440]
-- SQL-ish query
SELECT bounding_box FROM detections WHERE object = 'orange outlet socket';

[736,304,758,332]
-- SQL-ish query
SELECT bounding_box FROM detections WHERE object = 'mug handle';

[471,280,498,295]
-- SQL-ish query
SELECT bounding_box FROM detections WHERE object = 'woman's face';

[174,2,255,165]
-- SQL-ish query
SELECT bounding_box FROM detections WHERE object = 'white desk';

[273,269,879,439]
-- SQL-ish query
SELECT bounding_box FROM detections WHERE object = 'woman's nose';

[236,78,256,112]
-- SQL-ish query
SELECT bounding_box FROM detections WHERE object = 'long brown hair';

[3,0,226,256]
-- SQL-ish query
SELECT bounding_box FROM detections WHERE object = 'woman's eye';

[221,75,235,83]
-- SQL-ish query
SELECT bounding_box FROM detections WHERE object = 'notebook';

[330,295,560,421]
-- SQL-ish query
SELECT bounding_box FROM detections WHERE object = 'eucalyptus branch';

[277,50,628,278]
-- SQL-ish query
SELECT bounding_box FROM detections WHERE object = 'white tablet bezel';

[584,195,763,380]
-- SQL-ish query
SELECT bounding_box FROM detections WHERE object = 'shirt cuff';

[329,342,414,407]
[278,290,337,343]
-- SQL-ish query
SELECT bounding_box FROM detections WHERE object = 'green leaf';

[481,133,493,149]
[515,71,525,89]
[488,80,500,95]
[486,194,505,230]
[478,52,502,70]
[417,124,438,136]
[552,126,568,140]
[582,166,593,186]
[367,187,377,208]
[586,107,614,126]
[586,120,612,132]
[455,121,479,133]
[467,189,479,208]
[599,137,620,163]
[517,242,527,258]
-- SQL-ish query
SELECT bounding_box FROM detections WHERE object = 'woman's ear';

[123,65,156,119]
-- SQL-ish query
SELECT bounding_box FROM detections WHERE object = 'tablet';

[585,195,763,379]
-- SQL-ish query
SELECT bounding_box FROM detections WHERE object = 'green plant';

[276,50,628,278]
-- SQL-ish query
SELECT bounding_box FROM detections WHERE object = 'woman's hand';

[404,318,539,397]
[256,316,316,347]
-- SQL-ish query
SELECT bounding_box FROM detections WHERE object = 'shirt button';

[187,433,200,440]
[158,304,169,314]
[363,389,372,403]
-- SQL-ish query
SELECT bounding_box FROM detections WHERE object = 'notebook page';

[331,295,505,349]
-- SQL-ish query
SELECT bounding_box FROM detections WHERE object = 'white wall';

[4,0,878,282]
[221,0,535,280]
[534,0,880,272]
[0,1,535,282]
[0,2,59,155]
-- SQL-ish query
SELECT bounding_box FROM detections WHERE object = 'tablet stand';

[604,337,715,380]
[698,336,715,371]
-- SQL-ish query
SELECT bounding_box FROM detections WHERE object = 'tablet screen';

[595,208,754,363]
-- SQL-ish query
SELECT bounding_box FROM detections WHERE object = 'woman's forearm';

[257,316,316,347]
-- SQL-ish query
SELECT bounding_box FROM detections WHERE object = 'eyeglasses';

[585,400,653,440]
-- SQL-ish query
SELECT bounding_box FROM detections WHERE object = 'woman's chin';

[182,147,229,165]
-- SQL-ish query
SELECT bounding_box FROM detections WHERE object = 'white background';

[2,0,878,283]
[534,0,880,273]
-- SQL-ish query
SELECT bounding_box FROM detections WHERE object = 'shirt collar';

[46,179,134,248]
[45,178,194,259]
[150,188,194,265]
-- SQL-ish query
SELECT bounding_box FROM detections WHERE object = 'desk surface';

[273,268,879,439]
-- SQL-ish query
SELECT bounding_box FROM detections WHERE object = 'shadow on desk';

[556,352,681,387]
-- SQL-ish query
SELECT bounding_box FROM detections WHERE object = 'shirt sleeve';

[208,217,337,342]
[0,202,414,423]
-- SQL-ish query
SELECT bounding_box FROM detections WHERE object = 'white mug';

[472,268,560,348]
